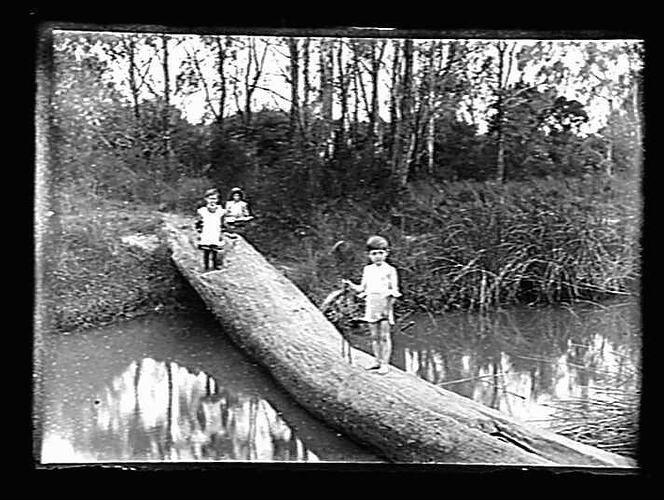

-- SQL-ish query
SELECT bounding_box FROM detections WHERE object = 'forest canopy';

[47,32,643,211]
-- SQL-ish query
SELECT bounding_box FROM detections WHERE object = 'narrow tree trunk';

[127,36,141,122]
[287,37,300,141]
[162,213,636,467]
[352,60,360,147]
[606,98,614,177]
[302,37,311,142]
[369,40,386,151]
[161,34,172,174]
[392,39,414,187]
[336,42,349,154]
[369,43,380,140]
[244,38,253,127]
[632,72,642,171]
[426,41,439,176]
[389,40,402,175]
[319,39,335,161]
[495,42,506,184]
[215,36,228,131]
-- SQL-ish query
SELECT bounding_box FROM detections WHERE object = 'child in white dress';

[342,235,401,375]
[223,187,254,237]
[194,188,226,271]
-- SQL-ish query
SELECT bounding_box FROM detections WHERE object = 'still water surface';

[39,300,640,463]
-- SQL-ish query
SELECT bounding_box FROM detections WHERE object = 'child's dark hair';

[228,187,245,200]
[366,235,389,251]
[204,188,219,198]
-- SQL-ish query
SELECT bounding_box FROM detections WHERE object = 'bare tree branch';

[183,46,220,121]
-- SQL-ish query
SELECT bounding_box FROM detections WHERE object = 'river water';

[38,299,640,464]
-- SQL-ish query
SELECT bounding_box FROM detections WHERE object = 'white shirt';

[360,263,401,298]
[224,200,250,220]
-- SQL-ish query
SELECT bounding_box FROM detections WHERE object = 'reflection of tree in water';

[393,302,639,422]
[85,360,154,460]
[87,358,317,461]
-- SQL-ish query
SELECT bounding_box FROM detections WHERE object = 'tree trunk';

[606,98,614,177]
[495,42,506,184]
[243,38,269,128]
[319,39,335,162]
[215,36,228,131]
[497,129,506,183]
[392,39,414,187]
[161,34,172,174]
[302,37,311,143]
[126,36,141,122]
[352,59,360,147]
[632,72,642,172]
[389,40,402,178]
[244,38,254,127]
[336,42,350,155]
[370,42,384,145]
[162,213,635,467]
[287,37,300,141]
[426,41,439,176]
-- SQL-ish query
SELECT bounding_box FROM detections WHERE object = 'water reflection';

[81,358,317,462]
[354,301,640,427]
[40,300,639,462]
[40,311,381,463]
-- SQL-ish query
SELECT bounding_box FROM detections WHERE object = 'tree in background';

[49,32,642,217]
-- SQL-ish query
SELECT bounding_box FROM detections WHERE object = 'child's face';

[368,249,388,264]
[205,196,219,208]
[232,193,241,201]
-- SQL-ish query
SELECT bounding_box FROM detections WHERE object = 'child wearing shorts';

[342,235,401,375]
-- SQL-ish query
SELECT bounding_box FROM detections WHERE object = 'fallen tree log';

[161,213,635,467]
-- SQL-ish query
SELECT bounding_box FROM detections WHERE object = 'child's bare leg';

[376,320,392,374]
[366,322,381,370]
[380,321,392,365]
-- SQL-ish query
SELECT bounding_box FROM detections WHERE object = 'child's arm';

[341,279,361,292]
[385,295,396,315]
[383,268,400,318]
[239,201,254,221]
[241,201,251,218]
[194,209,203,232]
[388,267,402,298]
[342,267,367,294]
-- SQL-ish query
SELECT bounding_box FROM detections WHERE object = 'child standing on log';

[223,187,254,238]
[195,188,225,271]
[342,236,401,375]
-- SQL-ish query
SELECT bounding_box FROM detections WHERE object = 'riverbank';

[38,197,201,334]
[38,174,640,334]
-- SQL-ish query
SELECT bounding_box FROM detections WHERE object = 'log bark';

[162,213,635,467]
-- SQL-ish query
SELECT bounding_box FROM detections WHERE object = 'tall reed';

[253,175,641,313]
[390,175,641,312]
